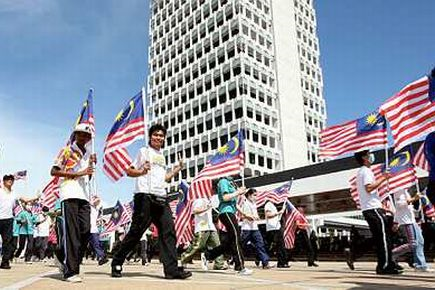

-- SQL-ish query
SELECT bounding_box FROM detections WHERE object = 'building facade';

[147,0,326,187]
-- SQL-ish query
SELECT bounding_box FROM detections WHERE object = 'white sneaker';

[65,275,82,283]
[53,256,64,274]
[200,253,208,271]
[238,268,253,276]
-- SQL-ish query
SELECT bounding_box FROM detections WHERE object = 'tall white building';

[147,0,326,188]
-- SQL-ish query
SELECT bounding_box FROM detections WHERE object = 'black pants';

[426,179,435,206]
[111,193,178,276]
[363,208,393,270]
[296,229,315,265]
[0,218,13,264]
[60,199,90,278]
[15,234,33,261]
[207,212,245,271]
[34,237,49,260]
[266,229,288,266]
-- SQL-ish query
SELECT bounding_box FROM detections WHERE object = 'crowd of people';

[0,123,434,283]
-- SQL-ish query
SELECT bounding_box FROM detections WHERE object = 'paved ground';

[0,260,434,290]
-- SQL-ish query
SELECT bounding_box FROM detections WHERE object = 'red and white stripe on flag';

[41,177,60,209]
[349,165,417,209]
[319,120,387,159]
[380,76,435,150]
[413,142,430,171]
[103,148,133,182]
[283,204,307,249]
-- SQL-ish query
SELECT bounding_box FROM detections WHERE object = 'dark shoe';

[111,265,122,278]
[376,266,402,275]
[308,262,319,267]
[0,262,11,269]
[165,270,192,280]
[394,263,404,272]
[277,264,290,268]
[344,249,355,270]
[255,260,260,267]
[98,256,109,266]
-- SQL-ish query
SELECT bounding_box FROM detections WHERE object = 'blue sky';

[0,0,433,206]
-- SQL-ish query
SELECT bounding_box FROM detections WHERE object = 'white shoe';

[53,256,64,274]
[415,267,434,272]
[238,268,253,275]
[200,253,208,271]
[65,275,82,283]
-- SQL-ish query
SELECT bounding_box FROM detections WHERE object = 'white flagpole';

[90,88,98,199]
[141,87,152,195]
[384,145,396,212]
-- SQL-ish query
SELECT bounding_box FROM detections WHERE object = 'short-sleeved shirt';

[35,214,51,237]
[193,198,216,233]
[54,142,91,202]
[0,188,17,220]
[16,210,36,235]
[356,166,382,211]
[241,199,259,231]
[217,178,237,215]
[265,202,281,231]
[132,147,168,197]
[393,190,415,225]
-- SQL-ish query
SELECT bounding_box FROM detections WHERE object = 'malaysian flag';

[103,200,132,234]
[420,190,435,218]
[13,170,27,181]
[72,89,95,137]
[256,181,292,207]
[41,177,60,209]
[413,142,430,171]
[349,147,417,208]
[174,180,194,245]
[103,91,146,181]
[175,132,245,245]
[380,70,435,150]
[283,201,307,249]
[320,111,387,159]
[13,200,23,216]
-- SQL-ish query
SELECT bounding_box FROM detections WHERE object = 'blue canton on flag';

[356,111,386,135]
[385,146,414,174]
[176,180,190,216]
[208,131,244,165]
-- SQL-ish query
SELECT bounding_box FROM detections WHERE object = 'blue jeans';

[89,233,105,260]
[412,223,427,269]
[241,230,269,265]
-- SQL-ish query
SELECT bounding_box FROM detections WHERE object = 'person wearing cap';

[354,150,401,275]
[111,124,191,280]
[50,123,96,282]
[0,175,39,269]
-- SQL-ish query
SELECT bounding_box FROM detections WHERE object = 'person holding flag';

[111,124,191,280]
[354,150,402,275]
[50,123,95,282]
[264,201,289,268]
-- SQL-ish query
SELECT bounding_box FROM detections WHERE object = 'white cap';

[74,123,93,136]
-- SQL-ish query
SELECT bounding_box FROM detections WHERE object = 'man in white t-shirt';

[33,206,52,261]
[88,196,108,266]
[354,150,401,275]
[240,189,270,269]
[180,197,226,270]
[51,123,96,282]
[111,124,191,280]
[392,190,432,271]
[0,175,39,269]
[264,201,289,268]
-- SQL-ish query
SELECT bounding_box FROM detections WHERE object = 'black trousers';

[60,199,90,278]
[363,208,393,270]
[266,229,288,266]
[426,179,435,206]
[296,229,315,265]
[208,212,245,271]
[34,237,49,260]
[15,234,33,261]
[0,218,13,264]
[111,193,178,276]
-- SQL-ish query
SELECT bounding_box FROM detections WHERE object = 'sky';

[0,0,434,206]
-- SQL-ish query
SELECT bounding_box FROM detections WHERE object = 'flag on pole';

[13,200,23,216]
[420,190,435,218]
[413,142,430,171]
[103,201,131,234]
[174,180,194,245]
[73,89,95,136]
[380,72,435,150]
[255,181,293,207]
[41,177,60,209]
[283,201,307,249]
[320,111,387,159]
[103,92,146,181]
[13,170,27,181]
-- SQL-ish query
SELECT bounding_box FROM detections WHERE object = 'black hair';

[42,206,50,213]
[3,175,14,182]
[148,124,167,138]
[354,150,369,166]
[245,188,256,198]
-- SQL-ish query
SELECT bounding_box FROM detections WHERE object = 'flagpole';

[141,86,152,196]
[90,88,98,199]
[384,145,396,212]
